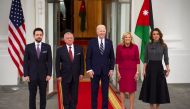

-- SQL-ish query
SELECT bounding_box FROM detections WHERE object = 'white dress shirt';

[35,41,42,51]
[98,37,105,50]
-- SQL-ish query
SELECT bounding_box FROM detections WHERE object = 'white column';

[22,0,36,44]
[120,3,130,39]
[47,3,54,94]
[110,2,117,87]
[35,0,46,43]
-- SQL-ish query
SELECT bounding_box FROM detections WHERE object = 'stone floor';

[0,82,190,109]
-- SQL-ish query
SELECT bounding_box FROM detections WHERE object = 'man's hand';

[79,75,83,80]
[24,76,30,82]
[108,70,113,78]
[87,70,94,78]
[46,75,51,81]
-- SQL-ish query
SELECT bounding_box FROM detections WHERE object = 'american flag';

[8,0,26,77]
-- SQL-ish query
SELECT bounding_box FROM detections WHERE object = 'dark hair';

[150,28,167,47]
[33,27,43,35]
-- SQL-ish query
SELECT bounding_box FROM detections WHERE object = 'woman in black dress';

[139,28,170,109]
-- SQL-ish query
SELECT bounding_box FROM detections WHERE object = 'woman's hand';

[143,64,147,78]
[117,71,121,81]
[134,72,139,81]
[165,68,170,77]
[165,65,170,77]
[143,70,146,78]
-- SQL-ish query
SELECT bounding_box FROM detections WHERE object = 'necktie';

[100,39,104,55]
[36,43,40,59]
[69,46,73,61]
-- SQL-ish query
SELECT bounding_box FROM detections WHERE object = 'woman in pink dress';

[116,32,140,109]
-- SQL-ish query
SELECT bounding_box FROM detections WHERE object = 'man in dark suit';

[23,27,52,109]
[56,30,84,109]
[86,25,115,109]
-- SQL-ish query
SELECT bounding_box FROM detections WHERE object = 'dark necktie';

[100,39,104,55]
[36,43,40,59]
[69,46,73,61]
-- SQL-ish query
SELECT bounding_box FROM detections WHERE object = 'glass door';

[110,0,132,89]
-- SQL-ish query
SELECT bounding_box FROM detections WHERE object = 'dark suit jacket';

[23,42,52,81]
[86,38,115,75]
[56,45,84,83]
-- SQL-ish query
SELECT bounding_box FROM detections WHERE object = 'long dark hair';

[150,28,167,47]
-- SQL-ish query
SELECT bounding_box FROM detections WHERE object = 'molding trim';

[169,49,190,55]
[118,0,131,3]
[163,35,184,49]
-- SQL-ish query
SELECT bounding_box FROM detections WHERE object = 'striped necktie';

[99,39,104,55]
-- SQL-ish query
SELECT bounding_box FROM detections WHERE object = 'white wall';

[0,0,19,85]
[132,0,190,83]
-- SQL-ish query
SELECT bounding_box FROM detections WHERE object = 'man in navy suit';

[56,30,84,109]
[23,27,52,109]
[86,25,115,109]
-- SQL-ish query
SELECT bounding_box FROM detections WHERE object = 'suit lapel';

[73,45,76,62]
[73,45,80,62]
[95,38,102,55]
[39,43,45,60]
[32,43,39,60]
[104,39,108,54]
[63,45,71,63]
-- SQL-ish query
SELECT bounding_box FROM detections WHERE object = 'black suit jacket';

[86,38,115,75]
[23,42,52,81]
[56,45,84,83]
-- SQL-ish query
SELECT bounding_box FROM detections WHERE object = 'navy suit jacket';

[56,45,84,83]
[86,38,115,75]
[23,42,52,81]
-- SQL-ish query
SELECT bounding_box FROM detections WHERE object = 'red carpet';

[57,80,121,109]
[77,81,121,109]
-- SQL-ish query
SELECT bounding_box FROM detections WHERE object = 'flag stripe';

[8,48,23,77]
[21,23,26,32]
[8,38,24,65]
[8,31,24,58]
[9,21,26,50]
[8,40,24,73]
[8,46,24,74]
[135,26,150,62]
[9,24,25,55]
[17,27,26,45]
